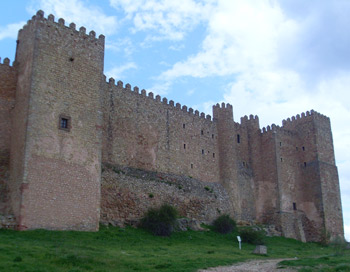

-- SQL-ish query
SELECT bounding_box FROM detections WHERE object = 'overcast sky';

[0,0,349,241]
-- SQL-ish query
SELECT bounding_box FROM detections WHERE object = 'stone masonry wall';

[0,58,16,215]
[100,164,231,226]
[101,80,220,183]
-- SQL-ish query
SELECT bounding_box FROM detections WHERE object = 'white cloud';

[187,89,195,96]
[106,62,137,80]
[28,0,118,36]
[110,0,213,41]
[106,38,134,57]
[147,81,172,96]
[0,22,26,40]
[344,224,350,242]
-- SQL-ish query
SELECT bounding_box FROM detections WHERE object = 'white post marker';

[237,236,241,250]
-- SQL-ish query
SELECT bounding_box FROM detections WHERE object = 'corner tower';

[9,11,105,230]
[282,111,344,241]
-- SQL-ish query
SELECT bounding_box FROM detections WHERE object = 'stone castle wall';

[0,11,344,241]
[0,58,16,215]
[101,80,220,183]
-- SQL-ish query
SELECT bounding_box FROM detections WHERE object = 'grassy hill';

[0,225,349,272]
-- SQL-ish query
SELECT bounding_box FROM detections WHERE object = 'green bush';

[212,215,237,234]
[140,204,178,236]
[239,228,265,245]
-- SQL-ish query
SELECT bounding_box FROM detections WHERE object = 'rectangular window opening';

[213,153,215,158]
[183,124,185,129]
[293,202,297,210]
[201,130,204,135]
[191,163,193,169]
[59,115,71,132]
[184,144,186,149]
[202,149,204,154]
[212,134,214,139]
[61,118,68,129]
[302,146,305,151]
[237,134,240,143]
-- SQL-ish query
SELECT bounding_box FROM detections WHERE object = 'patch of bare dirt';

[198,258,298,272]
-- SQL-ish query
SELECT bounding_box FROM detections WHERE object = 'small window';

[184,144,186,149]
[302,146,305,151]
[212,134,214,139]
[191,163,193,169]
[296,147,298,151]
[201,130,204,135]
[202,149,204,154]
[61,118,68,129]
[242,161,245,166]
[293,202,297,210]
[304,162,307,167]
[280,142,282,146]
[213,153,215,158]
[183,124,185,129]
[280,158,283,162]
[237,134,240,143]
[58,115,71,131]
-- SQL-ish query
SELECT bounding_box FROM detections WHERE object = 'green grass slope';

[0,226,348,272]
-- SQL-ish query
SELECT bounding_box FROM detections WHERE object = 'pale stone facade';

[0,11,344,241]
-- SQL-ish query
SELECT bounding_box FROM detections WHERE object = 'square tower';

[9,11,105,230]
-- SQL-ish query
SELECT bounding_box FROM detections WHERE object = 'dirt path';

[198,258,297,272]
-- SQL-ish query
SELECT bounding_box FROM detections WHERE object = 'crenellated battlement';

[281,110,330,130]
[240,114,260,130]
[18,10,104,45]
[213,102,233,110]
[105,77,213,122]
[0,57,16,68]
[0,57,10,66]
[212,103,233,122]
[261,124,296,137]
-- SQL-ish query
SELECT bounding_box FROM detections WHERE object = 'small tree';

[140,204,178,236]
[212,215,237,234]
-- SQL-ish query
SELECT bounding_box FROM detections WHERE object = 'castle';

[0,11,344,242]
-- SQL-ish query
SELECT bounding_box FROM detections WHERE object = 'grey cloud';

[278,0,350,82]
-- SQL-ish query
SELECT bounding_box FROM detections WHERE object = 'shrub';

[140,204,178,236]
[239,228,265,245]
[212,215,237,234]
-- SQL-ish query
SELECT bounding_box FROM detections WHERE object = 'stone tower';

[213,103,239,219]
[9,11,104,230]
[280,111,344,241]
